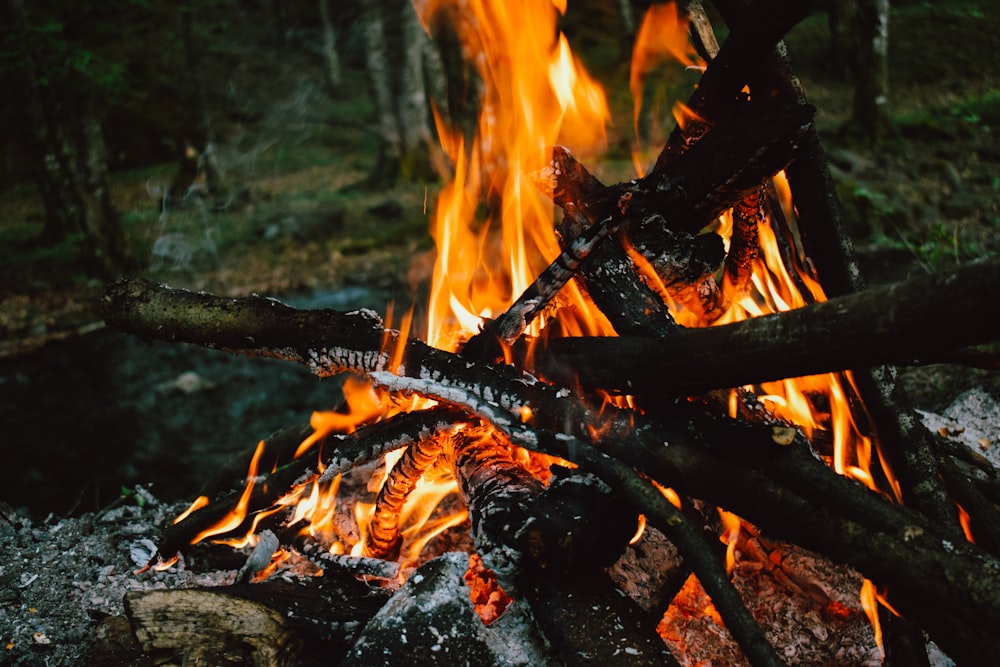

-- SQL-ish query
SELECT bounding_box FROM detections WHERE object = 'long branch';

[532,257,1000,396]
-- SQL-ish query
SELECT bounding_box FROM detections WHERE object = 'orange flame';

[718,508,742,575]
[860,578,884,660]
[702,172,900,504]
[421,0,613,350]
[296,376,386,458]
[190,440,267,545]
[629,2,703,176]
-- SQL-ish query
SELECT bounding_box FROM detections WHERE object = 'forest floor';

[0,1,997,519]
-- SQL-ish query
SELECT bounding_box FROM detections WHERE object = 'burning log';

[531,257,1000,397]
[544,98,813,341]
[462,93,813,360]
[656,0,812,165]
[106,256,999,409]
[104,270,1000,664]
[526,570,683,667]
[720,184,765,302]
[157,407,469,559]
[451,423,546,588]
[344,552,552,666]
[449,424,684,664]
[97,1,1000,663]
[676,0,970,562]
[364,430,448,560]
[702,0,972,566]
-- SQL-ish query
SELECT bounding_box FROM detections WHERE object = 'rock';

[345,552,553,666]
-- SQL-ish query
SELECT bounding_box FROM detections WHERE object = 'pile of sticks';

[103,0,1000,664]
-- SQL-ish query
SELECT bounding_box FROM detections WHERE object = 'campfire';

[100,0,1000,665]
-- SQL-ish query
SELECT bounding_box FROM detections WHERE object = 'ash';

[0,487,233,666]
[917,387,1000,470]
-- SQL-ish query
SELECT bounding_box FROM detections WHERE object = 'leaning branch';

[532,258,1000,396]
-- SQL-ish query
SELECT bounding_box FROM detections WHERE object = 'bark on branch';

[532,257,1000,397]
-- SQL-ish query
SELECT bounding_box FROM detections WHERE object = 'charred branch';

[452,427,678,664]
[517,471,639,573]
[937,454,1000,556]
[542,98,811,341]
[550,99,814,240]
[623,215,725,316]
[532,258,1000,398]
[653,0,813,172]
[708,0,970,556]
[451,424,545,589]
[502,423,787,667]
[536,97,812,340]
[526,570,682,667]
[364,433,448,560]
[597,417,1000,666]
[157,407,468,559]
[460,207,625,361]
[721,184,765,301]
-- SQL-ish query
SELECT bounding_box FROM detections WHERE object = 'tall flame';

[706,172,899,501]
[422,0,613,349]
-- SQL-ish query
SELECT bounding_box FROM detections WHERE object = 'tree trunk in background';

[397,0,437,181]
[829,0,891,142]
[317,0,341,90]
[11,0,129,278]
[827,0,851,79]
[417,1,481,172]
[616,0,636,59]
[269,0,292,48]
[31,94,128,278]
[360,0,403,187]
[850,0,890,141]
[73,98,130,274]
[359,0,439,187]
[421,14,449,131]
[180,6,227,205]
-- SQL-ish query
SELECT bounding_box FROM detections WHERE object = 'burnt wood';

[531,258,1000,397]
[706,6,970,627]
[103,274,1000,663]
[156,408,469,560]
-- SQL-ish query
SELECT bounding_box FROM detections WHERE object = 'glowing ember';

[465,551,513,624]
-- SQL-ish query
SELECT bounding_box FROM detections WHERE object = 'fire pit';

[10,0,1000,665]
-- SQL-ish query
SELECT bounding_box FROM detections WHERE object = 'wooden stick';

[532,258,1000,397]
[157,407,467,558]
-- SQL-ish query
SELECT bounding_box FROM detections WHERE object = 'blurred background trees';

[0,0,993,288]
